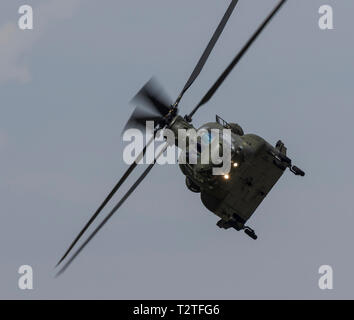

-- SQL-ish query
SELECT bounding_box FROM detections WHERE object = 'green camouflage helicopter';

[56,0,304,275]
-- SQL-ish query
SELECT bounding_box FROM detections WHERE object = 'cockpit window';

[200,130,217,145]
[201,131,212,144]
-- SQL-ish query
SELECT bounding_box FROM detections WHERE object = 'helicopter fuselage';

[169,115,290,238]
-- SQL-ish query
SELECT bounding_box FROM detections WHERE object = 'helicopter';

[56,0,304,275]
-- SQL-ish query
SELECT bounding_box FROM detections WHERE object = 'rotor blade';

[123,79,173,134]
[56,142,169,277]
[188,0,287,119]
[56,134,156,267]
[174,0,240,106]
[133,78,172,116]
[123,111,161,133]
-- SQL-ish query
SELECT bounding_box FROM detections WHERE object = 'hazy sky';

[1,0,353,299]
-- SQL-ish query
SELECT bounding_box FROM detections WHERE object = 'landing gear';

[216,218,258,240]
[290,165,305,176]
[271,141,305,177]
[243,226,258,240]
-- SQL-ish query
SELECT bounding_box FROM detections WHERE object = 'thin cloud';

[0,0,81,84]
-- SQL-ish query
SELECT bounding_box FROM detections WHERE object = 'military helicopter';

[56,0,304,275]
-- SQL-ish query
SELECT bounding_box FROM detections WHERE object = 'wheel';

[244,228,258,240]
[292,166,305,176]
